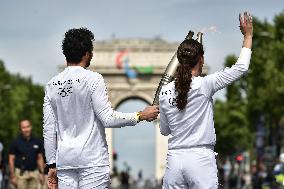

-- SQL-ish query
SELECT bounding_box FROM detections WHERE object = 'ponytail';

[175,38,204,111]
[175,64,192,110]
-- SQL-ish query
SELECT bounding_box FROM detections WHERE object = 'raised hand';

[239,12,253,37]
[239,12,253,49]
[139,105,159,122]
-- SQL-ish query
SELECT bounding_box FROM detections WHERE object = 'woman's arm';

[202,12,253,97]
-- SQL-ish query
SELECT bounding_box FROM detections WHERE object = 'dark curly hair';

[175,38,204,111]
[62,28,94,63]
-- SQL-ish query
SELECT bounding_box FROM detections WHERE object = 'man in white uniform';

[43,28,159,189]
[159,12,253,188]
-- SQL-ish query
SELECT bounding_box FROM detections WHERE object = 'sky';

[0,0,283,179]
[0,0,283,85]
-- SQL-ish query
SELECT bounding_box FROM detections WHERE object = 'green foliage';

[0,60,44,153]
[248,13,284,135]
[214,10,284,156]
[214,56,252,155]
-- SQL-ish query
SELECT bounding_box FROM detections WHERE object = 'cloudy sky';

[1,0,283,179]
[1,0,283,85]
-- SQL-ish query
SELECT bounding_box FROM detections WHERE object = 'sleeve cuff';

[46,159,56,165]
[111,111,138,126]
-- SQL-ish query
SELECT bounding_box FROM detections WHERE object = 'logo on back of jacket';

[52,79,80,98]
[161,89,177,106]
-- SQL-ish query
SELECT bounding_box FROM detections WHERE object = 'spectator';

[8,120,45,189]
[121,171,130,189]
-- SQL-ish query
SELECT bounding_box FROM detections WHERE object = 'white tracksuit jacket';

[159,47,252,148]
[43,66,138,170]
[159,47,252,188]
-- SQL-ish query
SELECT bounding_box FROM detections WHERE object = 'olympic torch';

[152,31,203,105]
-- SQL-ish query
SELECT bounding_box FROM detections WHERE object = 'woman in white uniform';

[159,12,253,189]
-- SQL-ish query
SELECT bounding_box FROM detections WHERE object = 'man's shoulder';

[46,72,62,87]
[84,69,103,80]
[46,68,103,89]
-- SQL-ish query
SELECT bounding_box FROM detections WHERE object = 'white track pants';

[163,146,218,189]
[57,166,110,189]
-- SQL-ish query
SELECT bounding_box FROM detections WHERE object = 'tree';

[214,56,252,156]
[214,10,284,157]
[0,60,44,154]
[247,13,284,155]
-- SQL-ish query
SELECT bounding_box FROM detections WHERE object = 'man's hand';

[10,175,17,187]
[239,11,253,49]
[48,168,58,189]
[139,105,159,122]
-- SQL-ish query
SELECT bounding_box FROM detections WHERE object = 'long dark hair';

[175,38,204,111]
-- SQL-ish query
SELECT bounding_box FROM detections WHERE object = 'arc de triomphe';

[89,38,208,181]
